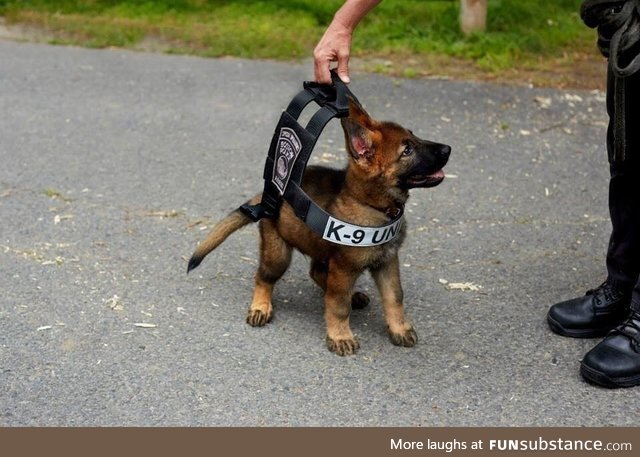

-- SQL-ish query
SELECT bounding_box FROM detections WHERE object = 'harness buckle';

[240,187,282,222]
[303,72,351,118]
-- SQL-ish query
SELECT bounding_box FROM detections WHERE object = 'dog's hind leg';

[310,260,370,310]
[246,220,292,327]
[309,260,328,290]
[370,256,417,347]
[350,291,371,310]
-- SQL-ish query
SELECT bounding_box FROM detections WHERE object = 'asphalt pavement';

[1,40,639,426]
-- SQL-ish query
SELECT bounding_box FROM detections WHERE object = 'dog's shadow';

[196,247,394,351]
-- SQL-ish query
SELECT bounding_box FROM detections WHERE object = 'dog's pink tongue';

[428,169,445,179]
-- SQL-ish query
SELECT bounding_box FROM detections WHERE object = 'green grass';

[0,0,340,56]
[0,1,597,81]
[357,0,593,70]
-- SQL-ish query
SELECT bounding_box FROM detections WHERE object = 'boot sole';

[546,315,613,339]
[580,363,640,388]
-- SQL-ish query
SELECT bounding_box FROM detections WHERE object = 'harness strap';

[286,89,317,119]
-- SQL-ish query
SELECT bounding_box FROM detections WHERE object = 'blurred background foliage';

[0,1,603,87]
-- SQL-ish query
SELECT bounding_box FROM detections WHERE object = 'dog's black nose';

[438,144,451,158]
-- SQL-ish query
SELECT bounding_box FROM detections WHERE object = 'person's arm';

[313,0,382,84]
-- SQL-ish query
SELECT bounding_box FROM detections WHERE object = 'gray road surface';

[1,40,639,426]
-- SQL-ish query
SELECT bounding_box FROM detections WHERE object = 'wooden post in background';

[460,0,487,35]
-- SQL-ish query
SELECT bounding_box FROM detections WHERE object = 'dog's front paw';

[388,326,418,347]
[246,308,272,327]
[326,335,360,356]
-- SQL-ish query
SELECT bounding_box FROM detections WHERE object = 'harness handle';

[302,71,353,118]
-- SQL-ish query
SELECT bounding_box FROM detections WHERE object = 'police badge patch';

[272,127,302,195]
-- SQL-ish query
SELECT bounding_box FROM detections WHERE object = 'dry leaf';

[564,94,583,102]
[534,96,552,109]
[145,210,182,218]
[133,323,157,328]
[106,295,124,311]
[446,282,483,291]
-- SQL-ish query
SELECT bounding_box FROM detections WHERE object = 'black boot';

[547,281,630,338]
[580,311,640,388]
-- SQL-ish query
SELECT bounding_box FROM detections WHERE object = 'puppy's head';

[341,98,450,191]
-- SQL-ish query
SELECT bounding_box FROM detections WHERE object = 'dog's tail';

[187,198,259,273]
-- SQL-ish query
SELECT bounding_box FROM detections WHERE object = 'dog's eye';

[402,144,414,156]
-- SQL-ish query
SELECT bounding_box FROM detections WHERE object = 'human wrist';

[333,0,381,32]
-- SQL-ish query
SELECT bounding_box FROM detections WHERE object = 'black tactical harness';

[582,0,640,162]
[239,71,404,247]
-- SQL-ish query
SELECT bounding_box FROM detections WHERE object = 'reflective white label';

[322,216,404,246]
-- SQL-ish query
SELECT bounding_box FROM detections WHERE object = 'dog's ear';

[341,97,376,161]
[346,96,373,127]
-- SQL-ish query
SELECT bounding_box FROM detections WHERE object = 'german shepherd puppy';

[188,98,450,356]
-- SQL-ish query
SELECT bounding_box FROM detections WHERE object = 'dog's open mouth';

[406,169,445,188]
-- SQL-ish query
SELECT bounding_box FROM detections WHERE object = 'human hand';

[313,19,353,84]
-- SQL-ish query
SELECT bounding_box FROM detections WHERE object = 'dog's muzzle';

[400,143,450,189]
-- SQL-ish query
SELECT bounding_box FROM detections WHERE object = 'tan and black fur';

[188,99,450,356]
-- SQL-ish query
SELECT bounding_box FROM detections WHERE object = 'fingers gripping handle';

[303,69,357,118]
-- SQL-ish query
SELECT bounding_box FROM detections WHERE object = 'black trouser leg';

[606,162,640,291]
[604,65,640,298]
